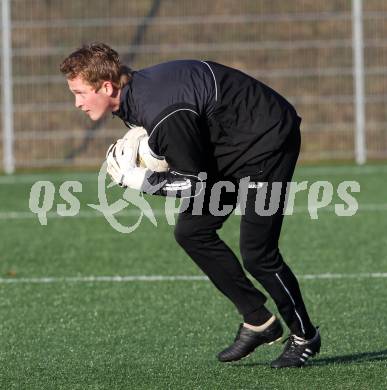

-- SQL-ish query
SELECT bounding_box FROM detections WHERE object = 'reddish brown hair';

[59,42,131,90]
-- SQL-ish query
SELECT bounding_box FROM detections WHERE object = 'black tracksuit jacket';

[112,60,301,197]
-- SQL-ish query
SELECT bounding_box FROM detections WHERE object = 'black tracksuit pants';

[174,127,315,338]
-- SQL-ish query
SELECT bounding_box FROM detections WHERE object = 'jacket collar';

[112,78,140,127]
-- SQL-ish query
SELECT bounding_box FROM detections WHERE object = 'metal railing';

[1,0,385,173]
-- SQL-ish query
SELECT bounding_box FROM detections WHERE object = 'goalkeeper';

[60,42,320,368]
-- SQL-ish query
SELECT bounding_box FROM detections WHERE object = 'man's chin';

[88,111,106,121]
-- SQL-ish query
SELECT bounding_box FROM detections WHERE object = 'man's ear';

[100,81,115,97]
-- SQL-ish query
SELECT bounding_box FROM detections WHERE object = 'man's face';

[67,76,113,121]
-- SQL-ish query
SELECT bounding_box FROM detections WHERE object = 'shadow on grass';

[235,349,387,367]
[312,349,387,365]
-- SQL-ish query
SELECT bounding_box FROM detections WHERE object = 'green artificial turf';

[0,165,386,389]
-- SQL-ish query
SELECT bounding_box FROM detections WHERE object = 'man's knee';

[174,222,193,247]
[174,219,219,249]
[242,248,284,275]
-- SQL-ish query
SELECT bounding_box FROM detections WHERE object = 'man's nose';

[75,96,82,109]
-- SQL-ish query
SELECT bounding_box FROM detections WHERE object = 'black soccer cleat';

[217,318,283,362]
[270,328,321,368]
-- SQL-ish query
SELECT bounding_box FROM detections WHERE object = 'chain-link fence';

[1,0,387,172]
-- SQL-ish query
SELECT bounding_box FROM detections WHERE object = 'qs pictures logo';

[28,163,361,233]
[28,162,160,233]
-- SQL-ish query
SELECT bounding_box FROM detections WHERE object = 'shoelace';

[282,334,306,345]
[281,335,308,357]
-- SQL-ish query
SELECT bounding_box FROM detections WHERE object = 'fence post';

[1,0,14,174]
[352,0,366,165]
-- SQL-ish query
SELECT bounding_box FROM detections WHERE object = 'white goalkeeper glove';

[138,137,169,172]
[106,138,149,190]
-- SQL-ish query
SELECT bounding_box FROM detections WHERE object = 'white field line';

[0,172,99,184]
[0,203,387,221]
[0,209,165,220]
[295,165,387,175]
[0,164,387,184]
[0,273,387,284]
